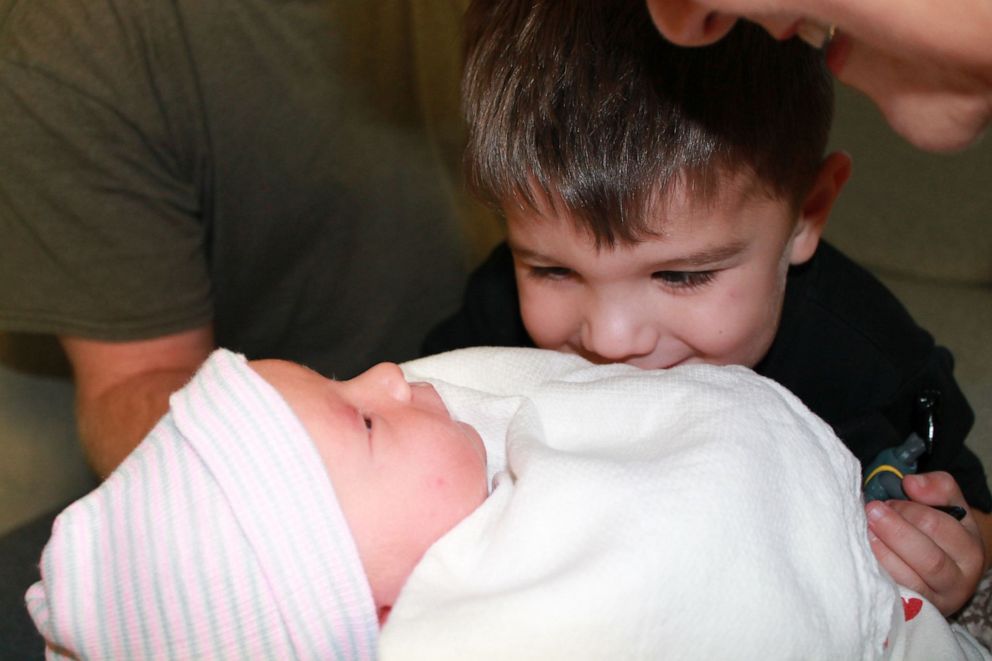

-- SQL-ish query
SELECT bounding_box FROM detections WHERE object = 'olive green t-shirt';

[0,0,501,376]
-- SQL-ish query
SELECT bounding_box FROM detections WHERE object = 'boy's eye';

[527,265,574,280]
[651,270,716,289]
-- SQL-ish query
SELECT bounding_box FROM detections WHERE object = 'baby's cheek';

[423,466,486,525]
[429,474,450,491]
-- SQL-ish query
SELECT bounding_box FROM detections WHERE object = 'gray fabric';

[0,509,64,661]
[0,0,500,377]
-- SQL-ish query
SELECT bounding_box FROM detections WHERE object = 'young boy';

[26,347,988,659]
[424,0,992,616]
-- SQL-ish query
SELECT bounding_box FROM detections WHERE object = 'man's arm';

[60,325,215,479]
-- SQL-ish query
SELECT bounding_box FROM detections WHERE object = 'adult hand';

[645,0,992,152]
[865,472,989,616]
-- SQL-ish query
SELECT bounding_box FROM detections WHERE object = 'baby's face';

[250,359,488,616]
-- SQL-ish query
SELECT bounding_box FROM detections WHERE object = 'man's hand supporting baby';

[866,471,991,616]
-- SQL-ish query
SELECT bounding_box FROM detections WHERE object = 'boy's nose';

[361,362,412,402]
[579,308,659,364]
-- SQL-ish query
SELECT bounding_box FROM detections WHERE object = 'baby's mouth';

[409,381,450,415]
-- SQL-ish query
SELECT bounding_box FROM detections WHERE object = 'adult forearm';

[76,368,197,479]
[60,325,215,479]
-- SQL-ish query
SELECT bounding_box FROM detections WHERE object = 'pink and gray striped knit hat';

[25,349,378,660]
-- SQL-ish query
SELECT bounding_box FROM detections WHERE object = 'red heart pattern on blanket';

[902,597,924,621]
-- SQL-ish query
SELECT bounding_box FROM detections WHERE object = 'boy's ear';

[788,151,852,265]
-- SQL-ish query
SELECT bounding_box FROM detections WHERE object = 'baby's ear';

[789,151,852,265]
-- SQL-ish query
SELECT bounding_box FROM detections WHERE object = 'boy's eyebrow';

[659,240,749,268]
[506,242,557,263]
[508,238,749,268]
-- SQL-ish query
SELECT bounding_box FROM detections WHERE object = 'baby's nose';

[365,362,412,402]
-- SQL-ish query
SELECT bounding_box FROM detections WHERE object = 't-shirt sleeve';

[0,0,212,340]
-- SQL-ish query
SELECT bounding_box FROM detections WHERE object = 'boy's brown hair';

[463,0,834,246]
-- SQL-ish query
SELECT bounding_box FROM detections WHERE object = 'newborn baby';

[251,357,488,625]
[26,349,487,659]
[26,348,989,660]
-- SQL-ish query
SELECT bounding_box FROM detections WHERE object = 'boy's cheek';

[521,307,570,349]
[518,287,574,343]
[523,310,565,349]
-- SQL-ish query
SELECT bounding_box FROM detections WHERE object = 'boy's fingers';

[867,501,938,588]
[868,499,982,614]
[866,501,961,605]
[888,499,984,575]
[897,472,983,565]
[900,471,963,507]
[867,522,923,592]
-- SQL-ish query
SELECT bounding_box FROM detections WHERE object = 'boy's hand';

[865,472,988,616]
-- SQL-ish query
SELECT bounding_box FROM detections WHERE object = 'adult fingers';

[829,33,991,152]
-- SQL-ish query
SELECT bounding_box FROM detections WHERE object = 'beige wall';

[826,85,992,471]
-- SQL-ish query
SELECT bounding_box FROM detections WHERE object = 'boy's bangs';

[468,134,736,248]
[462,0,833,242]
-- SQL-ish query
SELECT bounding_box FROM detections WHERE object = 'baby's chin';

[459,421,487,467]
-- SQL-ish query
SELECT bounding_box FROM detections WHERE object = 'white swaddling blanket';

[386,347,988,660]
[384,348,892,659]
